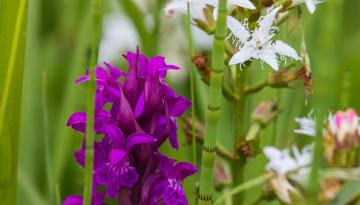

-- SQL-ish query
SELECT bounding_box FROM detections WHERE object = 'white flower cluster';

[263,145,312,175]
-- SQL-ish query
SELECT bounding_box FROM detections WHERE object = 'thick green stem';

[186,1,197,164]
[231,66,248,204]
[83,0,102,205]
[198,0,227,204]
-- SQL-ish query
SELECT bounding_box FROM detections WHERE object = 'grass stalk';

[83,0,103,204]
[198,0,227,204]
[186,1,197,164]
[214,172,275,205]
[41,71,54,203]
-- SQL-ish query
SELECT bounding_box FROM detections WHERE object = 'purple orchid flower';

[141,153,198,205]
[64,49,196,205]
[95,133,156,198]
[76,62,125,106]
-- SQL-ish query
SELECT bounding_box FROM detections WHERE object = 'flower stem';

[231,66,248,203]
[198,0,227,204]
[214,172,275,205]
[83,0,102,205]
[186,1,197,164]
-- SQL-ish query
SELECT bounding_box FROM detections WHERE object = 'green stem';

[41,71,54,204]
[231,66,248,204]
[83,0,102,205]
[214,172,275,205]
[186,1,197,164]
[198,0,227,204]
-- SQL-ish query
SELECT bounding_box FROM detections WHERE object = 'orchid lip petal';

[126,133,156,150]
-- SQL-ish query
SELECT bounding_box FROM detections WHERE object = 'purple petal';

[126,133,156,151]
[168,96,191,117]
[96,67,109,82]
[168,119,179,149]
[95,164,108,185]
[109,148,127,164]
[103,61,125,79]
[75,70,89,84]
[134,91,145,118]
[118,164,139,188]
[62,195,83,205]
[100,123,125,146]
[173,162,198,180]
[74,145,85,167]
[67,112,86,133]
[140,173,163,205]
[155,152,176,177]
[163,180,188,205]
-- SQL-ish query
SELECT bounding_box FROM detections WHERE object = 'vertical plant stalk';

[198,0,227,204]
[42,71,54,204]
[83,0,103,204]
[231,66,248,203]
[0,0,27,203]
[186,1,197,164]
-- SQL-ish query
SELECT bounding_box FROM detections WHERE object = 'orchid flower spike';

[227,6,301,70]
[294,110,317,137]
[291,0,323,14]
[164,0,255,21]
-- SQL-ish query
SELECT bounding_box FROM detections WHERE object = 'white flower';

[227,6,301,70]
[294,111,316,137]
[264,145,312,204]
[164,0,208,21]
[270,175,300,204]
[291,0,322,14]
[263,145,313,175]
[164,0,255,21]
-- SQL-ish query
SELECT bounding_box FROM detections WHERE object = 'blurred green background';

[13,0,360,204]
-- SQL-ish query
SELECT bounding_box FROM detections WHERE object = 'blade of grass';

[41,71,54,204]
[0,0,28,203]
[185,1,197,165]
[83,0,103,204]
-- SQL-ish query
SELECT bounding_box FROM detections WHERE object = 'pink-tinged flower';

[140,153,198,205]
[324,108,360,166]
[328,108,358,144]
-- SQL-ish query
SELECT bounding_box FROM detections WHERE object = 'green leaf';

[329,181,360,205]
[0,0,28,204]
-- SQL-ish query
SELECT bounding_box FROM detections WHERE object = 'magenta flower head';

[64,48,196,204]
[141,152,198,205]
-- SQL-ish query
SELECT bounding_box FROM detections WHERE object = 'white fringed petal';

[274,40,301,60]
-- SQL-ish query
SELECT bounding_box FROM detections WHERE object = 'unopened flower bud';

[192,52,211,83]
[252,100,278,126]
[324,108,360,166]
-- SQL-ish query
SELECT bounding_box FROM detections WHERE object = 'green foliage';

[0,0,27,204]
